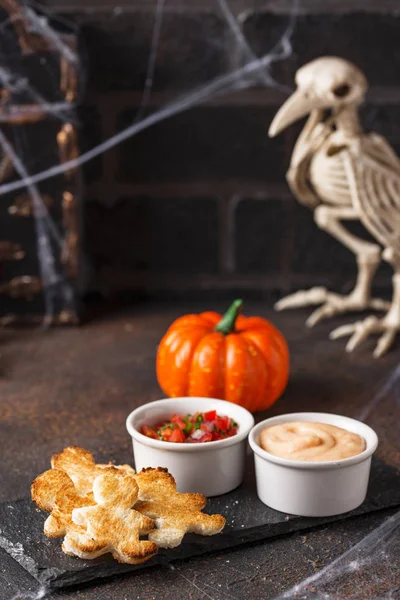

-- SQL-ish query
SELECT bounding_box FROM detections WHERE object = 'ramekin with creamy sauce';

[249,412,378,517]
[259,421,366,462]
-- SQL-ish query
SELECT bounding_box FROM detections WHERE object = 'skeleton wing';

[344,134,400,255]
[286,110,332,209]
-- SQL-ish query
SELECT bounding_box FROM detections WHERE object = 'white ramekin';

[249,412,378,517]
[126,397,255,497]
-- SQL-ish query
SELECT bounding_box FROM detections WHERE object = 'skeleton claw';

[330,323,361,340]
[368,298,391,311]
[306,303,337,328]
[374,330,396,358]
[275,287,330,311]
[330,316,398,358]
[276,287,389,329]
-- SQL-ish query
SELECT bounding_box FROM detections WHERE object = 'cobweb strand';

[0,0,297,197]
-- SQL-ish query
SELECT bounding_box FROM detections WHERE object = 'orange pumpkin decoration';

[156,300,289,413]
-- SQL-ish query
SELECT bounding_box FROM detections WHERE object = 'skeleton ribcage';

[343,134,400,254]
[309,143,353,207]
[307,132,400,253]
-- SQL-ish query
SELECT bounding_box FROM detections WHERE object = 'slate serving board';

[1,456,399,590]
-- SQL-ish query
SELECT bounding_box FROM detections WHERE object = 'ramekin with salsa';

[126,397,255,496]
[141,411,238,443]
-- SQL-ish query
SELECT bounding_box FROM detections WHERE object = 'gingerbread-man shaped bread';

[31,468,95,537]
[63,470,157,564]
[134,467,226,549]
[51,446,135,495]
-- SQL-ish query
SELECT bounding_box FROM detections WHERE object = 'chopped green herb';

[158,423,174,432]
[184,421,193,434]
[141,411,238,443]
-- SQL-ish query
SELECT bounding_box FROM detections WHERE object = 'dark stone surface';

[1,303,399,503]
[1,304,400,598]
[234,198,287,274]
[85,196,220,276]
[1,507,399,600]
[0,545,40,599]
[81,11,231,92]
[1,456,399,589]
[243,12,400,87]
[116,107,287,184]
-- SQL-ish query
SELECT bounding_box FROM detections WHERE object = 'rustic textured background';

[0,2,81,321]
[33,1,400,301]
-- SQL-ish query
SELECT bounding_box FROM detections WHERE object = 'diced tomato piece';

[204,410,216,421]
[214,417,223,430]
[198,432,213,443]
[141,425,158,440]
[160,427,173,441]
[171,414,186,430]
[221,416,229,429]
[169,427,185,442]
[215,416,229,431]
[142,411,237,443]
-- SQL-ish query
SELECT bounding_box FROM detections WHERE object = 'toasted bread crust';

[65,470,157,564]
[32,448,225,564]
[134,467,226,549]
[31,468,95,538]
[51,446,135,495]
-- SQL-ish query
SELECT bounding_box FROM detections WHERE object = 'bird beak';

[269,89,323,137]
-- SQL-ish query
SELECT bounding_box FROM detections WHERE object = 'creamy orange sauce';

[259,421,365,462]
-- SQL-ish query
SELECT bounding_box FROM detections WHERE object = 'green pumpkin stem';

[215,299,243,335]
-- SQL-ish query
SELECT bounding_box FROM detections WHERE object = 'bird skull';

[268,56,368,137]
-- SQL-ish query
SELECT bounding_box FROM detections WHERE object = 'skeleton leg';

[331,248,400,358]
[275,206,390,326]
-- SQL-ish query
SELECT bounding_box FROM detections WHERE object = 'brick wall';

[45,0,400,299]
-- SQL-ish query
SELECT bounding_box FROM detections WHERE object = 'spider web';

[6,367,400,599]
[271,364,400,600]
[0,0,80,321]
[0,0,296,321]
[2,2,400,599]
[273,510,400,600]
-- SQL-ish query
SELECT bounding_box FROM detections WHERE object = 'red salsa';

[141,411,238,443]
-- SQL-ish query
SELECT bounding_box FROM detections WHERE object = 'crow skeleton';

[269,56,400,358]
